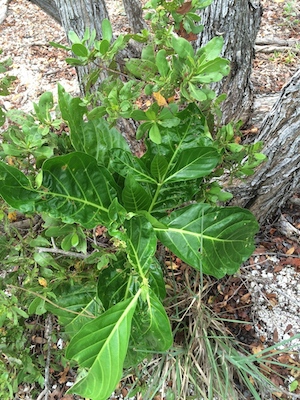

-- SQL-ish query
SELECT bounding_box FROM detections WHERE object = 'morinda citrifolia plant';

[0,1,265,399]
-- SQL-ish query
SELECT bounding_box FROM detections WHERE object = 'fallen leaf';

[286,246,295,255]
[58,366,70,384]
[273,328,279,343]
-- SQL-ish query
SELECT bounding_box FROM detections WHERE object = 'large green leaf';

[124,216,157,274]
[0,162,39,212]
[97,255,132,309]
[156,203,259,278]
[148,259,166,300]
[141,104,208,167]
[57,84,86,135]
[165,147,220,182]
[37,152,118,228]
[128,290,173,365]
[45,284,99,336]
[122,175,152,212]
[70,118,130,166]
[111,149,156,184]
[66,293,140,400]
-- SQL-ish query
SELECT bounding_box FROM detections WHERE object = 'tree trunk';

[196,0,262,125]
[122,0,146,33]
[29,0,61,23]
[229,68,300,224]
[53,0,109,94]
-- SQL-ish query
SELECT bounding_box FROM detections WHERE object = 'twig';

[256,37,300,46]
[36,246,88,259]
[36,314,53,400]
[7,285,95,318]
[255,45,300,54]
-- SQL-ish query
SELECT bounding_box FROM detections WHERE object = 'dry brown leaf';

[176,1,192,15]
[58,366,70,384]
[286,246,295,255]
[240,292,251,303]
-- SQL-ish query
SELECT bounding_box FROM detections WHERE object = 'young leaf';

[156,203,259,278]
[188,82,207,101]
[156,49,170,77]
[68,31,81,44]
[71,43,89,58]
[149,123,162,144]
[101,18,113,43]
[66,293,140,400]
[197,36,224,61]
[57,84,86,134]
[171,36,194,59]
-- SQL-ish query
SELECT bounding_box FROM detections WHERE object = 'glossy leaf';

[156,203,259,278]
[101,18,113,43]
[124,216,157,274]
[148,259,166,300]
[37,152,118,228]
[172,36,194,58]
[97,256,132,309]
[45,284,98,336]
[150,154,169,182]
[0,162,39,212]
[122,175,152,212]
[66,293,140,400]
[72,43,89,58]
[110,149,155,183]
[156,49,170,77]
[70,118,130,166]
[165,147,220,182]
[129,290,173,359]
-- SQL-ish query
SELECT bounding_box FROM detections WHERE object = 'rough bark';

[29,0,60,23]
[122,0,146,33]
[196,0,262,125]
[53,0,109,94]
[229,68,300,224]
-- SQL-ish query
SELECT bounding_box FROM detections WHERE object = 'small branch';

[7,285,95,318]
[256,37,300,46]
[255,45,300,54]
[36,314,53,400]
[36,247,88,259]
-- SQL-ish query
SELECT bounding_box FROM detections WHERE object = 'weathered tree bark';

[196,0,262,125]
[29,0,60,23]
[53,0,109,93]
[122,0,146,33]
[229,68,300,223]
